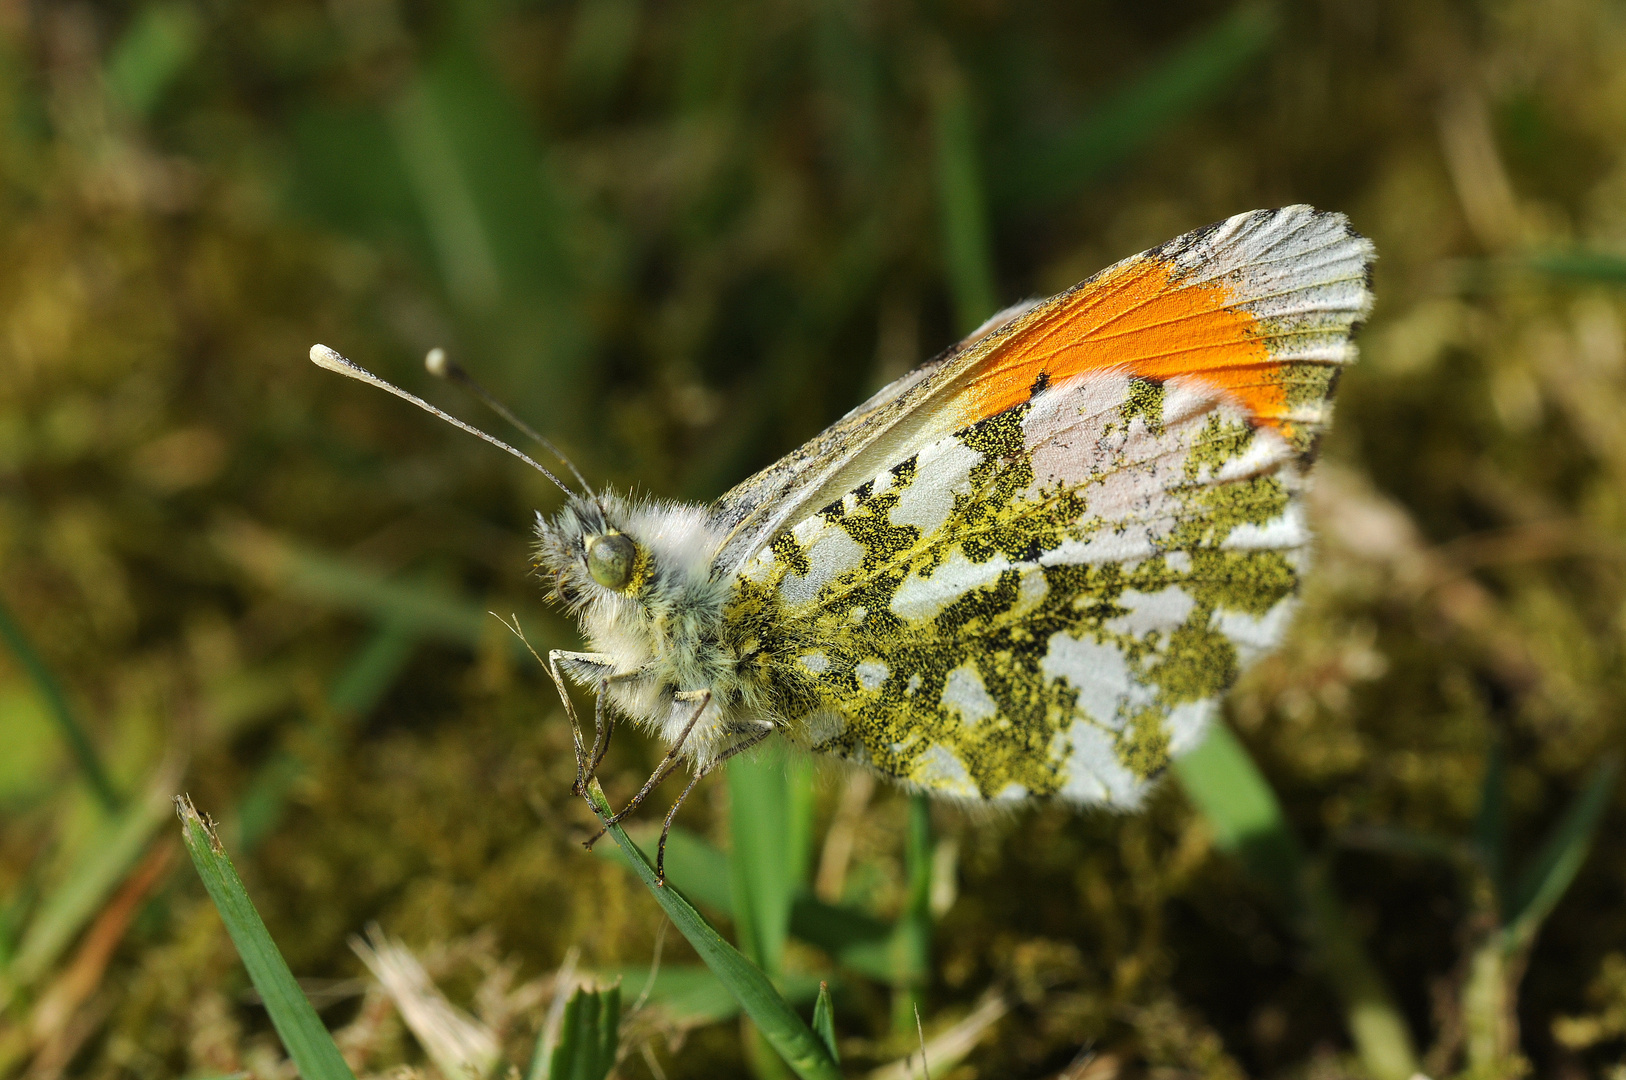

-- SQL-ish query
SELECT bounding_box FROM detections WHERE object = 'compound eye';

[586,533,637,591]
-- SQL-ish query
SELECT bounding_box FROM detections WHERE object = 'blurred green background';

[4,0,1626,1077]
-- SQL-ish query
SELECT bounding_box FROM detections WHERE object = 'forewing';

[708,205,1371,575]
[719,207,1373,804]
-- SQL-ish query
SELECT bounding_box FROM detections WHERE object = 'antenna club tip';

[424,347,449,377]
[310,343,347,370]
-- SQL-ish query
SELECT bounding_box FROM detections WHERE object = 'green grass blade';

[1174,721,1301,904]
[728,743,806,975]
[599,825,900,982]
[234,752,305,854]
[104,1,200,117]
[599,824,901,972]
[1527,251,1626,283]
[327,619,419,714]
[273,552,489,644]
[601,825,735,914]
[731,747,812,1079]
[548,984,620,1080]
[1502,756,1620,953]
[785,755,817,895]
[597,985,621,1074]
[218,525,523,650]
[3,777,169,1003]
[812,982,838,1065]
[1005,2,1278,206]
[929,51,997,334]
[1473,736,1509,906]
[891,795,933,1033]
[586,781,842,1080]
[0,594,120,812]
[790,893,891,959]
[1177,724,1419,1080]
[597,965,825,1027]
[234,621,420,851]
[175,796,356,1080]
[1300,864,1421,1080]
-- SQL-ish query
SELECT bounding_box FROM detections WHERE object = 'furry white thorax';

[533,491,768,765]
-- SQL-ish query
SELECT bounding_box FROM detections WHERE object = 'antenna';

[309,344,573,497]
[424,347,592,493]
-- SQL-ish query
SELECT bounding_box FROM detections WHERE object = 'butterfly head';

[533,492,723,617]
[534,494,647,609]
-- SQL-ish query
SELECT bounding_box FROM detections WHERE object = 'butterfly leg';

[546,649,618,801]
[585,677,618,785]
[654,722,773,886]
[584,689,711,851]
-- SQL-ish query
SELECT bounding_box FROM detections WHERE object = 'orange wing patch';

[966,257,1273,419]
[954,207,1372,449]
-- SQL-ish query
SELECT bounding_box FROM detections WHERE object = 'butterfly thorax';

[533,492,774,764]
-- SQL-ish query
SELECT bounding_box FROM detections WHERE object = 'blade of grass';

[1176,723,1419,1080]
[586,780,843,1080]
[812,982,838,1065]
[1527,251,1626,283]
[599,826,899,978]
[1501,755,1619,953]
[728,745,812,1080]
[1174,722,1300,903]
[600,964,744,1026]
[175,796,356,1080]
[217,523,535,651]
[1299,862,1421,1080]
[0,595,119,812]
[2,768,173,1007]
[327,619,419,714]
[104,1,200,117]
[546,984,620,1080]
[791,894,892,969]
[729,743,809,976]
[929,44,997,334]
[604,825,734,914]
[596,965,825,1027]
[235,620,421,851]
[1473,736,1509,905]
[1002,2,1278,207]
[393,35,593,428]
[891,795,933,1035]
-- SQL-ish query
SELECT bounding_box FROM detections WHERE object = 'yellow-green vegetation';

[3,2,1626,1079]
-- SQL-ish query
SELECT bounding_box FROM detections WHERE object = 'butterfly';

[312,204,1373,878]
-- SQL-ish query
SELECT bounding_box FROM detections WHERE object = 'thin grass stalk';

[176,796,356,1080]
[0,596,120,812]
[892,795,932,1036]
[1176,724,1419,1080]
[585,781,842,1080]
[928,46,997,335]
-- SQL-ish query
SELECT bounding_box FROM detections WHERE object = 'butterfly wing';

[718,206,1373,804]
[709,205,1370,576]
